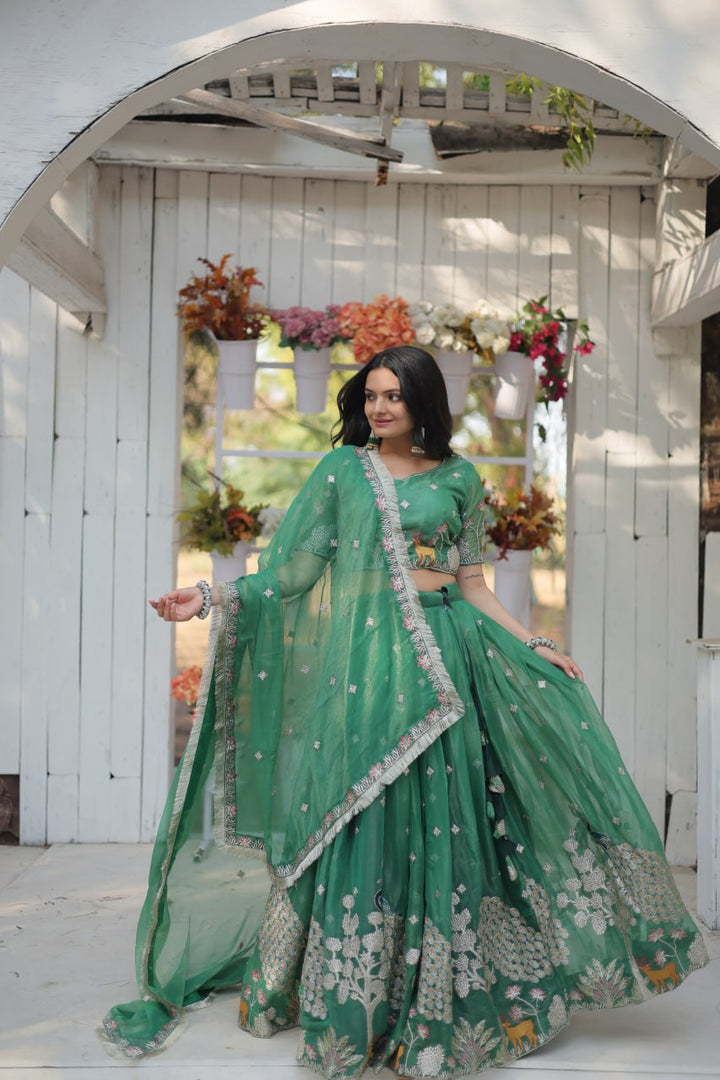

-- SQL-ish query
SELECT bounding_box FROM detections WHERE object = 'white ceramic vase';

[494,351,535,420]
[492,548,533,626]
[433,349,474,415]
[210,542,249,584]
[216,338,258,410]
[294,347,331,413]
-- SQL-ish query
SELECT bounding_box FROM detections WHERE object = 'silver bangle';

[525,636,557,652]
[195,580,212,620]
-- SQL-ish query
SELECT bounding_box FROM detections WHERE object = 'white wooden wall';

[0,167,701,851]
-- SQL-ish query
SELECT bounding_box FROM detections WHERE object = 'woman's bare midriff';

[412,569,457,591]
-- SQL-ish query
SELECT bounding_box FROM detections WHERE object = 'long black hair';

[331,346,454,459]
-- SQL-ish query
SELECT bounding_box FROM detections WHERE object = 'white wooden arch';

[0,2,714,850]
[2,0,720,266]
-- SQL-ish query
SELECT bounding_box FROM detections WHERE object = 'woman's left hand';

[535,646,584,681]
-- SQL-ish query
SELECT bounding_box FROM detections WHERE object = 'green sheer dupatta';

[103,445,467,1056]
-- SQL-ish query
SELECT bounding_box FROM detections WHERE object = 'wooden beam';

[652,227,720,327]
[179,88,403,163]
[7,204,106,321]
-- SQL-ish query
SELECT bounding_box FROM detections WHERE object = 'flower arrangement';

[178,475,266,556]
[508,296,594,404]
[270,305,349,351]
[177,255,268,340]
[171,665,203,714]
[484,482,561,560]
[467,301,513,359]
[337,294,415,364]
[407,301,471,353]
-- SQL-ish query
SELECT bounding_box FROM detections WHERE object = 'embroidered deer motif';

[239,997,249,1026]
[637,959,680,990]
[412,536,437,567]
[501,1017,538,1052]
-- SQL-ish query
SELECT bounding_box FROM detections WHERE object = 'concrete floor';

[0,844,718,1080]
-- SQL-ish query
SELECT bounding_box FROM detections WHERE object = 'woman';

[103,347,707,1076]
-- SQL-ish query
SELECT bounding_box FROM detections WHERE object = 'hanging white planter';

[216,338,258,410]
[210,542,250,584]
[434,349,474,415]
[293,347,331,413]
[492,549,533,627]
[493,351,535,420]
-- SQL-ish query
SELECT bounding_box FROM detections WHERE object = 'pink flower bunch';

[271,305,349,351]
[509,296,594,405]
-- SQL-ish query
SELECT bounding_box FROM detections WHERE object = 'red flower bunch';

[337,295,415,364]
[177,255,268,341]
[509,297,594,404]
[171,665,203,712]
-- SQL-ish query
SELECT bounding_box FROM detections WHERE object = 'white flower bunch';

[468,301,512,357]
[258,506,287,538]
[408,300,469,353]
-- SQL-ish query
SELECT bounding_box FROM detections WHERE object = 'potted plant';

[484,481,561,625]
[493,296,594,421]
[269,305,349,412]
[178,474,266,582]
[336,294,415,364]
[177,255,268,410]
[407,301,478,414]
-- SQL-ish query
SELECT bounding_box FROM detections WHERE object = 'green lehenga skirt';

[103,585,708,1077]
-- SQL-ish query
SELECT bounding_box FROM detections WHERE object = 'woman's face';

[363,366,415,443]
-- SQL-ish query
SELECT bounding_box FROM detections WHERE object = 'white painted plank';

[141,513,176,841]
[330,182,365,305]
[666,341,701,796]
[46,774,78,843]
[633,535,668,835]
[177,169,210,279]
[401,62,420,109]
[84,165,120,517]
[549,185,579,315]
[396,183,427,301]
[111,439,147,780]
[606,188,640,451]
[78,514,113,841]
[485,186,520,313]
[703,532,720,638]
[635,189,669,537]
[315,64,335,103]
[357,62,376,106]
[452,186,488,311]
[487,72,507,117]
[696,645,720,927]
[566,532,605,705]
[117,165,153,441]
[517,185,552,306]
[362,183,398,300]
[238,175,272,306]
[421,184,457,304]
[19,511,50,844]
[267,177,304,307]
[602,450,637,769]
[108,776,142,841]
[0,267,29,437]
[445,65,464,112]
[665,790,697,866]
[572,188,610,535]
[147,170,181,518]
[47,437,85,780]
[0,435,26,773]
[300,179,335,308]
[54,306,87,438]
[207,172,241,261]
[25,288,57,514]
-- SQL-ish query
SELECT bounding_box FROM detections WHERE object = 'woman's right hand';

[150,586,204,622]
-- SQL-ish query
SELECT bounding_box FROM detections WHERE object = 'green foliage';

[506,75,596,171]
